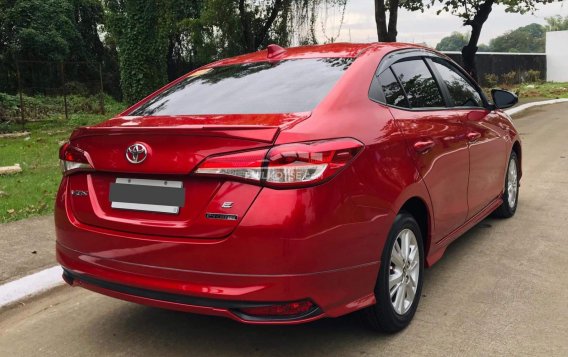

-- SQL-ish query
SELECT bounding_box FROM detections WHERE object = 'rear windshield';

[130,58,354,116]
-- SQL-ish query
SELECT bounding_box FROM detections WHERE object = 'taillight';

[194,138,363,188]
[59,142,93,175]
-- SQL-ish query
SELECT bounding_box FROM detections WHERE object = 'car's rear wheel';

[493,151,519,218]
[362,212,424,333]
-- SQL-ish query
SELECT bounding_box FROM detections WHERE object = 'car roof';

[206,42,428,67]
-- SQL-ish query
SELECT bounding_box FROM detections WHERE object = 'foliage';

[545,15,568,31]
[436,32,469,51]
[104,0,170,104]
[524,69,541,83]
[0,0,120,98]
[484,73,499,87]
[501,71,517,85]
[488,23,545,53]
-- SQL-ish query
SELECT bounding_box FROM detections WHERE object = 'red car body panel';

[55,42,521,324]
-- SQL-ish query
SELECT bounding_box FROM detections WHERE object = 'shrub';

[484,73,499,88]
[501,71,517,85]
[524,70,542,83]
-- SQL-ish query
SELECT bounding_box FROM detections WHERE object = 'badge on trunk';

[126,143,148,164]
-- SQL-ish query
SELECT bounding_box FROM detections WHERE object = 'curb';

[1,99,567,309]
[0,266,64,308]
[505,98,568,116]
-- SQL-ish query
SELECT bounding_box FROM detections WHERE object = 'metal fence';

[2,60,106,129]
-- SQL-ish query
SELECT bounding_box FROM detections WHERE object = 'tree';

[436,32,469,51]
[0,0,115,95]
[375,0,423,42]
[488,23,545,53]
[432,0,560,81]
[545,15,568,31]
[104,0,172,104]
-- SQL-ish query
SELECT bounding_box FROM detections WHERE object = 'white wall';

[546,31,568,82]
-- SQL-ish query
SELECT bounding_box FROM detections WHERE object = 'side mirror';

[491,89,518,110]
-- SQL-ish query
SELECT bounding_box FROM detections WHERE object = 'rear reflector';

[194,138,363,188]
[237,300,315,317]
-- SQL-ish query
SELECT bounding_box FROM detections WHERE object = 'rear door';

[374,57,470,241]
[428,58,507,218]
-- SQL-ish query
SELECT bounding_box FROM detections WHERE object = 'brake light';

[194,138,363,188]
[59,142,93,175]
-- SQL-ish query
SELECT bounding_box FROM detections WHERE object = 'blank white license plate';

[109,178,185,214]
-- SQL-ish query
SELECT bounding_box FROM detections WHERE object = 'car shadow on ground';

[85,218,499,355]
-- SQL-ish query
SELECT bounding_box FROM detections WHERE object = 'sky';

[316,1,568,47]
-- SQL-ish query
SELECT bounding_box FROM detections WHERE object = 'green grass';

[485,82,568,100]
[0,97,124,223]
[514,82,568,99]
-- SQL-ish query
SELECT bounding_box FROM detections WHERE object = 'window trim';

[368,48,491,112]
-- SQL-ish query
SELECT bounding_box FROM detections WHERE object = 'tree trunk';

[387,0,399,42]
[375,0,389,42]
[461,0,494,82]
[375,0,398,42]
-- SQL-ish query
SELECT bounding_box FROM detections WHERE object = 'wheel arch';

[512,140,522,179]
[398,197,432,258]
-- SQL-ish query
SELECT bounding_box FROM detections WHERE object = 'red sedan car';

[56,43,521,332]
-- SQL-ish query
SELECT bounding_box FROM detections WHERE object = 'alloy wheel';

[507,158,518,208]
[389,228,420,315]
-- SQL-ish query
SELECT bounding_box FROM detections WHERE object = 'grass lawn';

[514,82,568,99]
[0,99,124,223]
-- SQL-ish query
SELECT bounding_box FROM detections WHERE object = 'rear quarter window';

[130,58,354,116]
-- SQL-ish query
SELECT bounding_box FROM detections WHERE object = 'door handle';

[467,132,481,142]
[413,140,435,153]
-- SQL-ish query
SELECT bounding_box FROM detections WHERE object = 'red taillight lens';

[238,300,315,318]
[194,138,363,188]
[59,142,93,175]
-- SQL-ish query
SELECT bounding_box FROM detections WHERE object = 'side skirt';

[425,197,503,267]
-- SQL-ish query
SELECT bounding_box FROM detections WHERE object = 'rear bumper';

[55,170,394,324]
[57,242,377,324]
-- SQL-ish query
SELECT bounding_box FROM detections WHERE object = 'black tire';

[492,151,519,218]
[361,212,424,333]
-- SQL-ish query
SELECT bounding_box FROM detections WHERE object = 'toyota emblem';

[125,143,148,164]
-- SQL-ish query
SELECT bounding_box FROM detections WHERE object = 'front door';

[428,58,507,218]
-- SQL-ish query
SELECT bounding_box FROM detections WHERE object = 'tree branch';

[254,0,286,50]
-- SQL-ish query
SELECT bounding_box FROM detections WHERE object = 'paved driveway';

[1,103,567,356]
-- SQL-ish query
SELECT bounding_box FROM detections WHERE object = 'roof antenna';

[267,44,286,59]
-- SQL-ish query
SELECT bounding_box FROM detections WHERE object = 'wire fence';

[2,60,106,129]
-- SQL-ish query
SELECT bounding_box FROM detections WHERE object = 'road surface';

[1,103,567,356]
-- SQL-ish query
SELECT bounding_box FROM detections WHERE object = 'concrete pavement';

[0,215,55,284]
[1,103,567,356]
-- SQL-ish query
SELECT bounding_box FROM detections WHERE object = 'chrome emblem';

[221,202,234,209]
[126,143,148,164]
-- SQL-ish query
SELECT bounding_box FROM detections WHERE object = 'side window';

[432,59,483,107]
[377,69,408,107]
[391,59,445,108]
